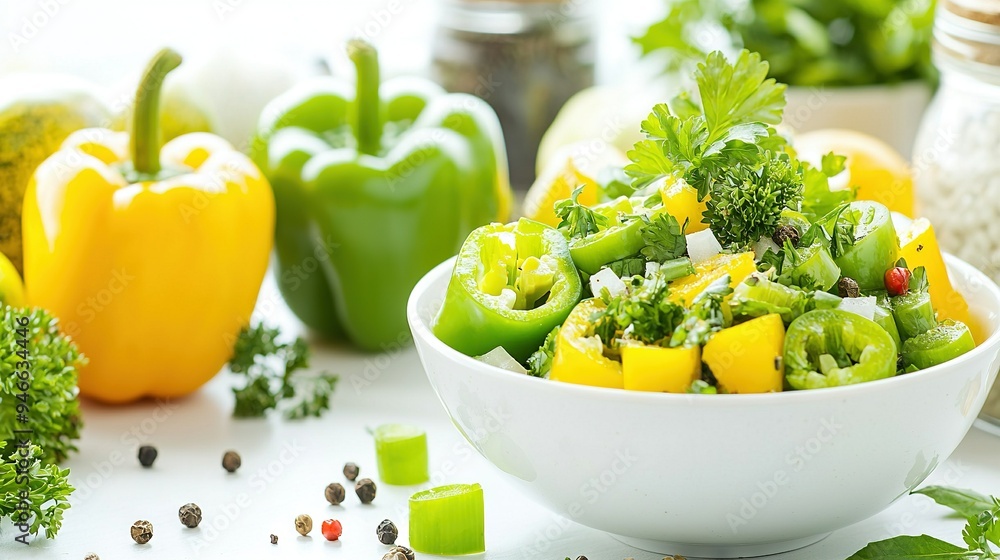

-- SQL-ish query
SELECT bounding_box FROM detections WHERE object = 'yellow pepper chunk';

[668,252,756,307]
[898,218,975,338]
[703,314,785,394]
[621,344,700,393]
[523,141,627,227]
[658,177,708,233]
[550,298,623,389]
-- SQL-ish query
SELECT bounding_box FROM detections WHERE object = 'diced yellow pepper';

[658,177,708,233]
[668,252,756,307]
[550,298,624,389]
[898,218,976,339]
[523,142,627,227]
[702,314,785,394]
[621,344,700,393]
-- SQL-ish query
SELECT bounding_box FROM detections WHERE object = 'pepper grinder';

[432,0,596,189]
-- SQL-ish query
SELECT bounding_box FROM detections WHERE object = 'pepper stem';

[131,48,182,175]
[347,39,382,156]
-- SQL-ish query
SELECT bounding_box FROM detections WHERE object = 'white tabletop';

[4,278,1000,560]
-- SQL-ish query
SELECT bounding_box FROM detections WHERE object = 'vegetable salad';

[431,50,976,394]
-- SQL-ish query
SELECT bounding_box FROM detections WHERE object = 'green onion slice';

[374,424,429,485]
[409,483,486,555]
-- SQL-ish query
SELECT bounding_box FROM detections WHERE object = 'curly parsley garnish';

[229,324,339,419]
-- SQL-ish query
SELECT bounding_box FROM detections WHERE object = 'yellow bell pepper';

[550,298,623,389]
[621,344,700,393]
[668,252,756,307]
[0,250,25,307]
[658,177,708,233]
[703,314,785,394]
[522,141,627,227]
[22,49,274,403]
[898,218,975,337]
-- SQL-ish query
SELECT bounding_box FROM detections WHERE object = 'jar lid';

[439,0,593,35]
[936,0,1000,67]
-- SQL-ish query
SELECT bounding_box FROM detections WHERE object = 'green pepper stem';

[131,48,182,175]
[347,39,382,156]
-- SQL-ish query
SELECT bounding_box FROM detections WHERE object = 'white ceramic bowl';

[408,255,1000,558]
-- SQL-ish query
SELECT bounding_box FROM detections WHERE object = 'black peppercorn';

[178,503,202,528]
[325,482,346,506]
[270,534,278,545]
[84,554,100,560]
[137,445,157,468]
[343,462,360,481]
[385,545,415,560]
[130,520,153,544]
[355,478,377,504]
[575,556,588,560]
[772,224,800,248]
[376,519,398,545]
[838,276,861,298]
[222,450,241,473]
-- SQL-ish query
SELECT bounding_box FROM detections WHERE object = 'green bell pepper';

[253,40,512,350]
[784,309,897,389]
[432,218,582,362]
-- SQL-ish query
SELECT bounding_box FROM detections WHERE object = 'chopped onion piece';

[476,346,528,374]
[590,267,627,298]
[645,261,660,276]
[752,235,780,261]
[891,211,913,234]
[687,228,723,264]
[838,296,877,321]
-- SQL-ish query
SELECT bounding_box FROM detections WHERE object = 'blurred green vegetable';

[636,0,936,87]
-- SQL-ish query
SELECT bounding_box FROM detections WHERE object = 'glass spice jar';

[913,1,1000,429]
[432,0,596,189]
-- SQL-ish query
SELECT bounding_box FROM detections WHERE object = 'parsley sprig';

[555,186,609,240]
[625,50,802,248]
[0,306,84,465]
[229,324,339,419]
[0,442,73,539]
[848,486,1000,559]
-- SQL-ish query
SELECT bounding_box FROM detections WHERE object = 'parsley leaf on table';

[0,442,73,539]
[228,324,339,419]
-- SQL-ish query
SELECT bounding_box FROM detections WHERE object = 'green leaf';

[527,326,560,378]
[606,257,648,278]
[555,186,611,240]
[695,50,786,144]
[639,213,687,262]
[846,535,974,559]
[0,443,74,538]
[913,486,995,520]
[228,323,338,419]
[0,306,85,465]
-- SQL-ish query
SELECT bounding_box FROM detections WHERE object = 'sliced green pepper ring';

[832,201,899,291]
[432,218,582,362]
[902,320,975,370]
[568,198,663,275]
[785,309,897,389]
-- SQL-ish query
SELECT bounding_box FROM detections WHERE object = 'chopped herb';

[670,275,733,347]
[228,324,339,419]
[527,326,560,378]
[555,186,610,240]
[639,213,688,262]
